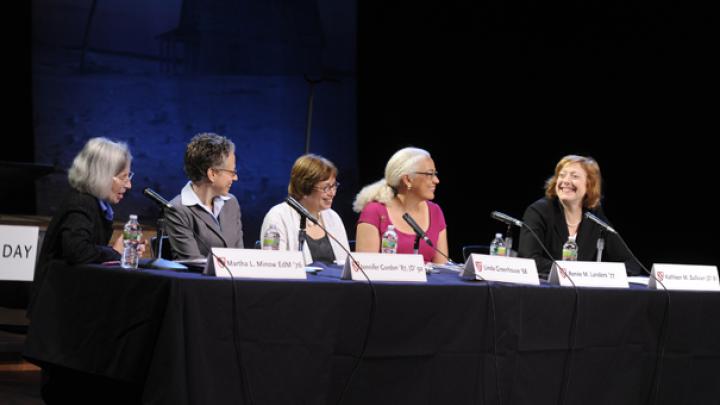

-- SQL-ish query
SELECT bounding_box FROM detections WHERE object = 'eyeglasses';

[213,167,238,177]
[314,182,340,193]
[114,171,134,184]
[414,170,439,177]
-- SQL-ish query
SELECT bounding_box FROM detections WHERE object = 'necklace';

[566,219,581,227]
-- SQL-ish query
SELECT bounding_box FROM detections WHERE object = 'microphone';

[401,213,456,264]
[584,212,617,234]
[491,209,568,279]
[284,196,319,225]
[490,211,524,227]
[401,213,434,247]
[143,187,173,210]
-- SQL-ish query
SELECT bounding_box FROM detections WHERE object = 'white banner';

[549,261,628,288]
[461,254,540,285]
[342,252,427,282]
[649,263,720,291]
[0,225,39,281]
[203,248,307,279]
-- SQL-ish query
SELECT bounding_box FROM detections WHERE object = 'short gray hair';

[68,137,132,199]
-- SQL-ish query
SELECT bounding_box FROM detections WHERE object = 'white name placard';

[549,261,628,288]
[0,225,39,281]
[461,254,540,285]
[341,252,427,282]
[203,248,307,279]
[649,263,720,291]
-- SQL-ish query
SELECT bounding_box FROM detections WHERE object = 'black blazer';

[29,190,121,314]
[518,197,640,276]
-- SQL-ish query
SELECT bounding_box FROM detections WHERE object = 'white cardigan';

[260,202,350,265]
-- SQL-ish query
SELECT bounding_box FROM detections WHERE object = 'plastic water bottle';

[562,235,578,261]
[121,214,142,269]
[262,224,281,250]
[381,225,398,254]
[489,233,506,256]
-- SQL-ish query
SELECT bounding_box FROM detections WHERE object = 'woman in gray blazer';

[165,133,244,260]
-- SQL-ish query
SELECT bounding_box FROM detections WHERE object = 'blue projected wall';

[32,0,358,244]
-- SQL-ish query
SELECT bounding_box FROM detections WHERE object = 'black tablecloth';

[23,262,720,405]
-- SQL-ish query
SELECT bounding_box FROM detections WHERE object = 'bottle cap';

[129,214,138,220]
[495,233,502,238]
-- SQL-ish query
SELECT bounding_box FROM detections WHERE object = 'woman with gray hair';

[29,137,144,403]
[32,137,137,300]
[353,147,449,263]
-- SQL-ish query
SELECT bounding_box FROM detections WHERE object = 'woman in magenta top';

[353,147,448,263]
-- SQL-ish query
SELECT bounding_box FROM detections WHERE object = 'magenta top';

[357,201,447,263]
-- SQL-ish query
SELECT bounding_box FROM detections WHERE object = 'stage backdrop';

[29,0,358,248]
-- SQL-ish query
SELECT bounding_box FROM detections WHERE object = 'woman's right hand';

[112,235,125,255]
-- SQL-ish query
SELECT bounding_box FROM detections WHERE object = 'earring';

[407,184,413,191]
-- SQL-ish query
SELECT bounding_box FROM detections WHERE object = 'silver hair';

[68,137,132,200]
[353,147,430,212]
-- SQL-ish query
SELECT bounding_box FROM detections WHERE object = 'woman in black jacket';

[28,137,144,404]
[518,154,639,277]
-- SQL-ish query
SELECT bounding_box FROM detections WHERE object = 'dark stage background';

[356,0,718,267]
[4,1,718,284]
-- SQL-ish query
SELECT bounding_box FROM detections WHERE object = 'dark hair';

[184,133,235,182]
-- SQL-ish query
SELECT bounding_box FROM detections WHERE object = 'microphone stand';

[298,216,307,253]
[155,214,167,261]
[504,224,513,256]
[148,208,187,271]
[596,229,605,262]
[413,235,420,255]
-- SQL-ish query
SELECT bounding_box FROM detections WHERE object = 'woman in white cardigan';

[260,154,350,265]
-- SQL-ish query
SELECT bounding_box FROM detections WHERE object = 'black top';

[518,197,640,276]
[305,232,336,264]
[28,189,121,315]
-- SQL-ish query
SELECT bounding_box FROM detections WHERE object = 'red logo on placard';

[558,266,568,279]
[475,261,483,272]
[656,271,664,281]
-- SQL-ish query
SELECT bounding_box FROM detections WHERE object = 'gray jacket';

[165,194,244,260]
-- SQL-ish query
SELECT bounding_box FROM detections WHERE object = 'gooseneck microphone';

[490,211,524,227]
[489,210,566,276]
[285,196,316,256]
[137,188,186,271]
[584,212,617,234]
[284,196,361,269]
[284,196,320,224]
[402,213,456,263]
[143,187,173,210]
[401,213,434,246]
